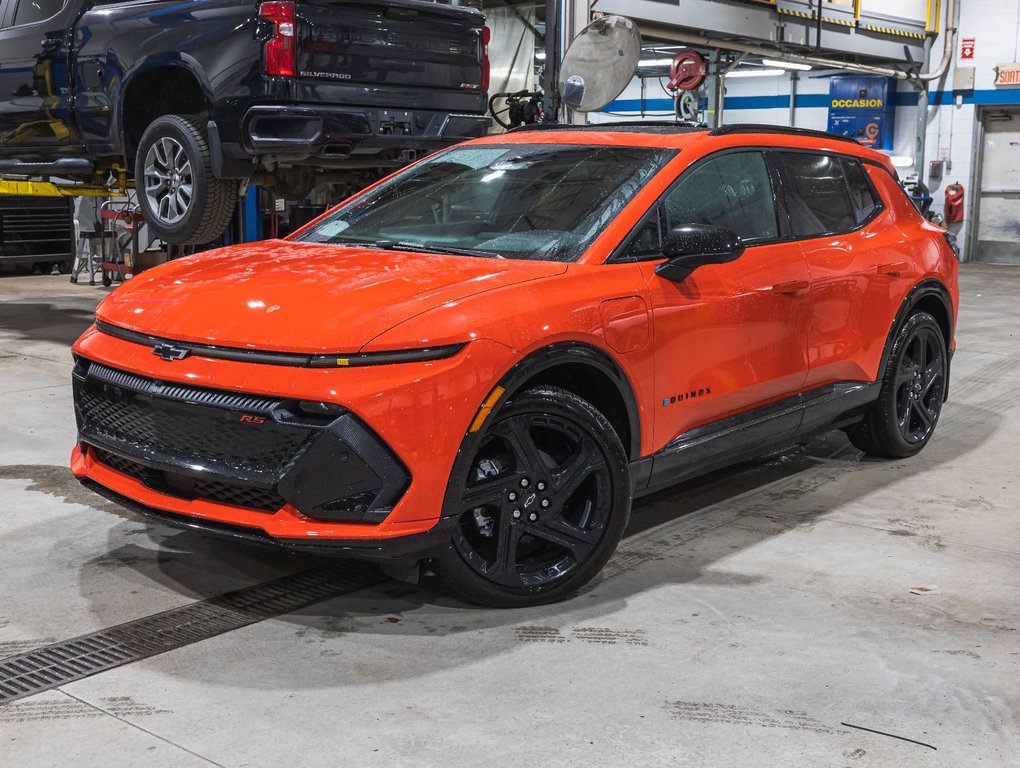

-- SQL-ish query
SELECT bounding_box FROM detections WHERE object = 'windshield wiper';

[384,240,505,260]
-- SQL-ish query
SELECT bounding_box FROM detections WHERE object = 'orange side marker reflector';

[469,386,505,433]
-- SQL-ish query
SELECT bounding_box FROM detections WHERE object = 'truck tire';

[135,114,238,245]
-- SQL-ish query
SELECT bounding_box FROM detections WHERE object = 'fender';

[115,54,214,160]
[439,341,643,523]
[877,278,954,400]
[492,342,642,460]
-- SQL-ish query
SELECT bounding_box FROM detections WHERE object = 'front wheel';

[438,386,632,608]
[849,311,947,458]
[134,114,238,245]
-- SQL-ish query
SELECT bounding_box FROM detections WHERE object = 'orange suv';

[71,124,959,606]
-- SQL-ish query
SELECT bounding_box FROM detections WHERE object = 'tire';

[849,311,947,458]
[437,386,632,608]
[134,114,238,245]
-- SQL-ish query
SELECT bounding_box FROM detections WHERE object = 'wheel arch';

[119,60,211,166]
[490,342,642,461]
[878,278,955,399]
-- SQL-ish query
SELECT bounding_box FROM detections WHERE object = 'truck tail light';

[481,24,490,92]
[260,1,296,77]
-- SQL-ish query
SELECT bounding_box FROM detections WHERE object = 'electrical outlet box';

[953,66,976,92]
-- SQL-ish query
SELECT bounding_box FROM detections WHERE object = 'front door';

[0,0,78,158]
[619,149,813,450]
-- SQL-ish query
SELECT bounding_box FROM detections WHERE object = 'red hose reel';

[667,49,708,92]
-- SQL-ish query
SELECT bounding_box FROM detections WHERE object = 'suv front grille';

[73,358,409,524]
[93,448,286,513]
[76,386,308,477]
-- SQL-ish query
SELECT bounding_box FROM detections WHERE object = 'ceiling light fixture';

[638,58,677,68]
[761,58,813,71]
[726,68,786,78]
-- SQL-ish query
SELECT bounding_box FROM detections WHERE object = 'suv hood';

[96,240,566,353]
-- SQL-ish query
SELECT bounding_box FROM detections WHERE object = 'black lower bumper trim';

[242,104,490,159]
[81,479,451,560]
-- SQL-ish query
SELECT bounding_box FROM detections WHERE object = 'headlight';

[96,320,465,368]
[307,344,466,368]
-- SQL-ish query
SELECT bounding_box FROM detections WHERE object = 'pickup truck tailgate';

[297,0,484,94]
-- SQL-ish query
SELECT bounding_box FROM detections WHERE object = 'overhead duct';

[633,0,957,84]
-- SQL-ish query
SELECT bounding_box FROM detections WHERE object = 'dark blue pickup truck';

[0,0,490,243]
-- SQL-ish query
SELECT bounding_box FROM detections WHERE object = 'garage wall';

[585,0,1020,260]
[920,0,1020,258]
[590,71,922,165]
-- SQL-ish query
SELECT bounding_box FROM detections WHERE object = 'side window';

[777,152,856,237]
[661,151,779,242]
[13,0,64,25]
[842,158,881,224]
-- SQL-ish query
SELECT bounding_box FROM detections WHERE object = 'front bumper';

[70,326,518,549]
[73,357,410,524]
[238,104,490,166]
[79,478,454,560]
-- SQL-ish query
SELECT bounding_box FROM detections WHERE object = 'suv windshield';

[295,144,675,262]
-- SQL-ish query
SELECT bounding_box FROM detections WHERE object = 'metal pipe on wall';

[915,35,934,177]
[542,0,559,121]
[789,70,799,127]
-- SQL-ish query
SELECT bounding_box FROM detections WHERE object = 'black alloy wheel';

[893,325,945,444]
[850,311,947,458]
[439,386,631,607]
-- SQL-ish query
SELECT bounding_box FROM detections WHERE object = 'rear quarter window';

[842,158,882,224]
[777,152,856,237]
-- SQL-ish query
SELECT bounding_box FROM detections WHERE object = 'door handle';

[877,262,908,276]
[771,280,809,295]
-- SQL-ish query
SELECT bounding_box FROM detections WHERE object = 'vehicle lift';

[0,171,143,285]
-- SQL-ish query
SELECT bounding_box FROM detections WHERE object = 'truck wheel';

[135,114,238,245]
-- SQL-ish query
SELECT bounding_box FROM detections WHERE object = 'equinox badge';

[152,342,190,361]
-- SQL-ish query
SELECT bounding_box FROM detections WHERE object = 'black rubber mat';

[0,562,382,705]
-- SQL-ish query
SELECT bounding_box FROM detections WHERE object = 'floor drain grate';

[0,562,383,705]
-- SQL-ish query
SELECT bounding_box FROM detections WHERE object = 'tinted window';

[297,144,673,262]
[661,151,778,242]
[14,0,64,25]
[778,152,856,237]
[842,158,881,224]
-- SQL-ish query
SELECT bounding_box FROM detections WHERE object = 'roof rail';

[507,121,708,134]
[709,124,861,145]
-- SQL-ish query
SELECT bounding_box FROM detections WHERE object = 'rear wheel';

[135,114,238,245]
[438,386,631,607]
[850,312,946,458]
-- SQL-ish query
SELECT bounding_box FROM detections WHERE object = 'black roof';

[710,124,861,144]
[507,121,707,134]
[506,121,861,145]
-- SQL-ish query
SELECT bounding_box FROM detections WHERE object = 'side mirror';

[654,224,745,283]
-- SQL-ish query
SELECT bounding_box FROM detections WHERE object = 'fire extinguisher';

[945,182,965,223]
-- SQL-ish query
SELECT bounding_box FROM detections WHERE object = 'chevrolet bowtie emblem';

[152,342,190,361]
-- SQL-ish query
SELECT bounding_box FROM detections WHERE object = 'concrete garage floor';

[0,265,1017,767]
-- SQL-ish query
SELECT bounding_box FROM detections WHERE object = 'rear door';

[621,149,813,449]
[0,0,79,156]
[295,0,485,111]
[776,151,913,388]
